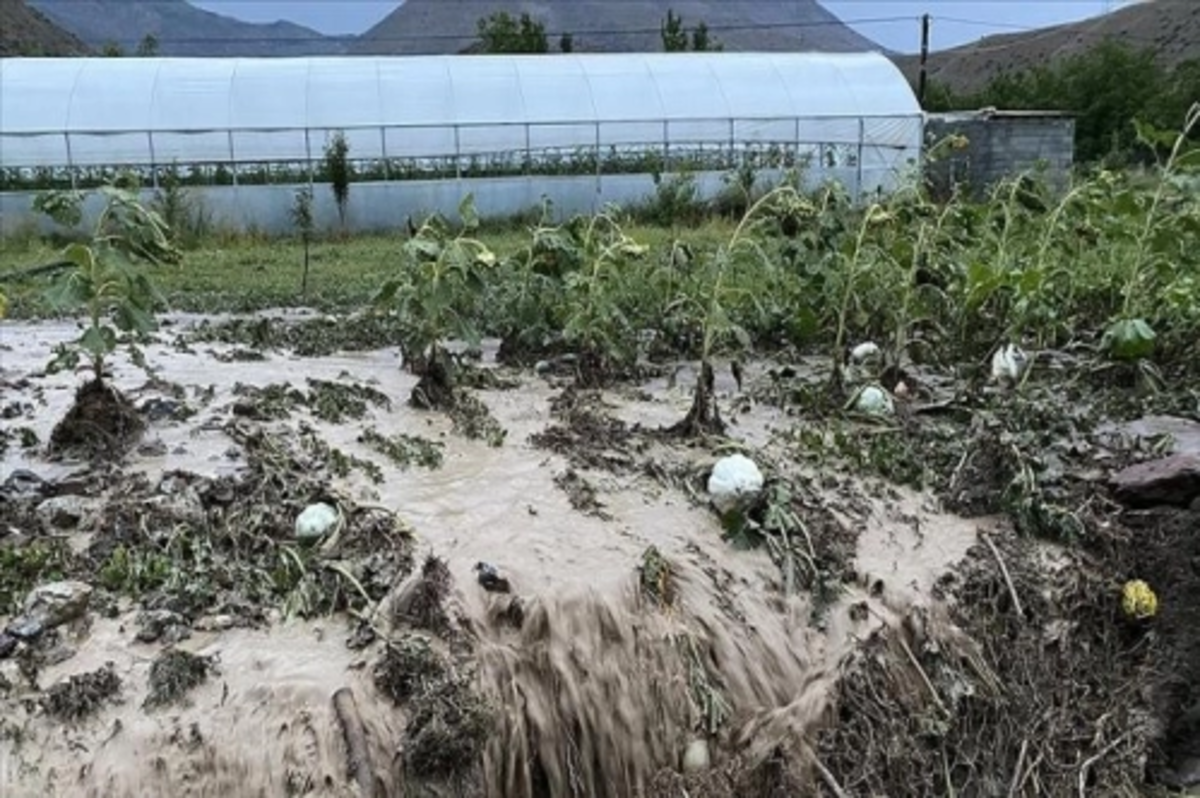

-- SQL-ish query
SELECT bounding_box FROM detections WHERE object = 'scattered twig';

[981,530,1025,620]
[1077,732,1131,798]
[812,754,851,798]
[1007,738,1028,798]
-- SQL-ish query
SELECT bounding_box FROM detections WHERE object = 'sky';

[187,1,1129,53]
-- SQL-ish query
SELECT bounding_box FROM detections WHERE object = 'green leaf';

[458,193,480,231]
[1102,318,1157,361]
[79,325,118,359]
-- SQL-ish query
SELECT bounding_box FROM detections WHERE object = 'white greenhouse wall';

[0,166,891,237]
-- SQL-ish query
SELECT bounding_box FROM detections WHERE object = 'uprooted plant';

[36,180,181,458]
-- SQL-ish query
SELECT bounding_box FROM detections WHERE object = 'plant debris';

[358,427,444,470]
[41,663,122,721]
[144,648,218,710]
[373,633,448,704]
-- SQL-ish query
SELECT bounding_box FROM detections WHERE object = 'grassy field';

[0,218,739,317]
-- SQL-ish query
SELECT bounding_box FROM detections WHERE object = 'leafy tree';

[135,33,159,57]
[925,41,1199,164]
[290,185,315,297]
[101,41,125,57]
[322,131,351,232]
[474,12,549,54]
[661,9,722,52]
[559,32,574,53]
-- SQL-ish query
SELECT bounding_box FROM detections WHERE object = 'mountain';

[352,0,882,55]
[894,0,1200,95]
[26,0,348,57]
[1,0,90,56]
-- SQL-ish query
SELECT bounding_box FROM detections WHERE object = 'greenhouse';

[0,52,924,232]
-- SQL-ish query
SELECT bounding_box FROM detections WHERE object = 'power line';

[82,15,922,47]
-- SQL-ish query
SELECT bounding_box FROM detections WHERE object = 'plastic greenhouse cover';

[0,53,922,169]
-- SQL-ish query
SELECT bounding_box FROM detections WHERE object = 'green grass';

[0,220,738,317]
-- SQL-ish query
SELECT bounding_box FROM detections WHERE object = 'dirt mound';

[48,379,145,461]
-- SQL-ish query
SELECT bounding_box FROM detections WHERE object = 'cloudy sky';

[187,1,1126,52]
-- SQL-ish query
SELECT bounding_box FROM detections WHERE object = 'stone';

[5,617,43,640]
[1,469,46,498]
[23,580,93,628]
[0,632,16,659]
[35,495,94,530]
[135,609,192,644]
[1109,454,1200,508]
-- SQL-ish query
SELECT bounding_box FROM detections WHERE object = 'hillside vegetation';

[0,0,89,56]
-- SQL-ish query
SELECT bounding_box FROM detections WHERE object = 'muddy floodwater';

[2,312,1198,797]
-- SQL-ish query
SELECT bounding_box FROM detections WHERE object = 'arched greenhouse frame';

[0,52,924,234]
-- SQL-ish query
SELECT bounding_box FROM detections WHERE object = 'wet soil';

[48,378,145,461]
[2,312,1198,797]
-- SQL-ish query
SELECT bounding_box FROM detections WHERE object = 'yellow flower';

[1121,580,1158,620]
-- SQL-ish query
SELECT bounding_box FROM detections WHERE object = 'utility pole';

[918,13,931,107]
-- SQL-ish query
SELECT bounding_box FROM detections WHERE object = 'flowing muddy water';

[2,314,995,796]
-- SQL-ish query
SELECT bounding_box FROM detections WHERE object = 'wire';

[77,16,922,48]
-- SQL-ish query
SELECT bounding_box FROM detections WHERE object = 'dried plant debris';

[529,386,640,472]
[184,313,407,358]
[230,377,390,424]
[446,391,507,447]
[639,545,676,610]
[554,468,612,520]
[41,662,122,721]
[358,427,445,470]
[403,674,493,780]
[393,555,454,634]
[373,633,448,705]
[144,649,218,710]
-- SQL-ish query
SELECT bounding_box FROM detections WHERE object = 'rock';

[35,495,93,530]
[682,738,711,773]
[295,502,341,542]
[2,469,47,499]
[707,454,764,513]
[5,617,43,641]
[23,580,93,628]
[475,562,511,593]
[847,341,883,384]
[1109,454,1200,508]
[135,609,191,644]
[0,632,16,659]
[137,439,169,457]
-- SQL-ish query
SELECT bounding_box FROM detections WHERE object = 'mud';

[2,312,1198,797]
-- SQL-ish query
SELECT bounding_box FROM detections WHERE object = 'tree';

[923,41,1199,165]
[474,12,549,54]
[101,41,125,57]
[135,33,159,57]
[323,131,351,233]
[661,9,722,52]
[559,32,574,53]
[661,10,688,52]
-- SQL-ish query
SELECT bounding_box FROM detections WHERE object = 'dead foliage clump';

[402,671,493,781]
[393,554,453,633]
[817,531,1154,797]
[554,468,611,520]
[357,427,444,470]
[183,313,406,358]
[373,633,447,705]
[41,662,122,721]
[638,545,676,610]
[1122,507,1200,790]
[143,648,218,710]
[79,423,413,623]
[230,377,390,424]
[48,379,145,461]
[529,385,640,473]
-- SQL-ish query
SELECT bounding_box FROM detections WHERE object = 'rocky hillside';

[895,0,1200,95]
[0,0,89,56]
[352,0,882,55]
[26,0,348,57]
